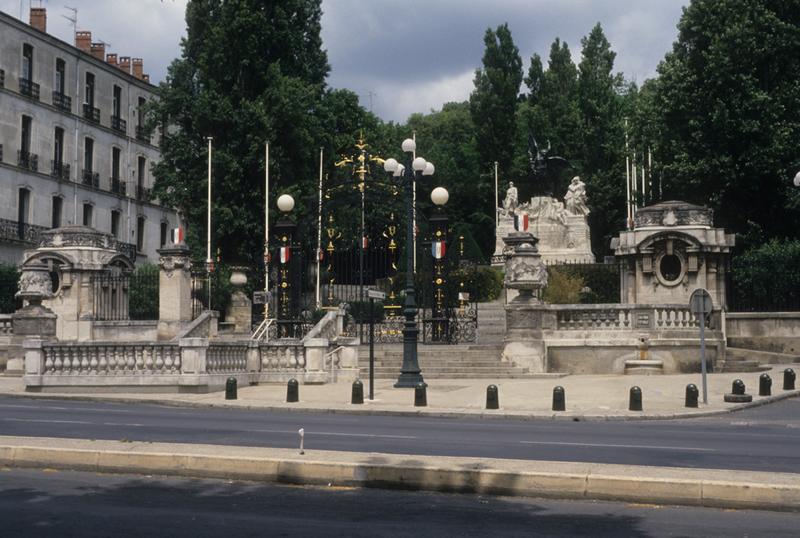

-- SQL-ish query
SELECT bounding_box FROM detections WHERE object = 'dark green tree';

[469,23,523,175]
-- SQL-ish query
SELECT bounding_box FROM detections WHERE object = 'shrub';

[543,267,584,304]
[129,264,159,320]
[0,264,20,313]
[731,239,800,311]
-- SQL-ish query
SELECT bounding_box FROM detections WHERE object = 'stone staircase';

[717,347,791,373]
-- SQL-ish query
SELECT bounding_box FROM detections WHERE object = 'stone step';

[364,371,561,379]
[718,356,771,373]
[725,347,800,365]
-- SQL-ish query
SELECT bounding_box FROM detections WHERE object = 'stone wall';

[725,312,800,355]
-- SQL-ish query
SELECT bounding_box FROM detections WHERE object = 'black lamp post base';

[394,372,424,388]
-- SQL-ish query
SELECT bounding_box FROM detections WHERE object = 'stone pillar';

[226,269,252,334]
[179,337,208,374]
[304,337,328,374]
[157,244,192,340]
[8,263,57,376]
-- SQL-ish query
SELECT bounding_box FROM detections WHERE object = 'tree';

[469,23,523,175]
[645,0,800,241]
[149,0,334,264]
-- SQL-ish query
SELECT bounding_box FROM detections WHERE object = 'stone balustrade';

[0,315,12,336]
[550,304,716,332]
[42,342,180,375]
[207,342,248,373]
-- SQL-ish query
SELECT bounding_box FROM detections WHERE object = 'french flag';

[170,227,183,244]
[514,213,529,232]
[279,246,291,264]
[432,240,446,260]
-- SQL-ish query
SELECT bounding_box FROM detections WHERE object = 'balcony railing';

[0,217,47,244]
[0,144,3,163]
[0,69,5,88]
[51,160,70,180]
[82,103,100,123]
[135,125,151,143]
[82,169,99,188]
[52,91,72,112]
[136,185,152,202]
[17,150,38,172]
[110,115,127,133]
[111,177,127,195]
[19,78,40,100]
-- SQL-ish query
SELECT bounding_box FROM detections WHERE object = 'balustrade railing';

[17,150,38,172]
[52,91,71,112]
[0,217,47,244]
[553,304,713,331]
[0,69,5,88]
[135,125,150,143]
[82,103,100,123]
[0,315,12,335]
[207,343,249,373]
[51,160,70,180]
[111,177,126,195]
[19,78,40,100]
[82,169,100,188]
[42,343,181,375]
[111,115,127,133]
[260,343,306,371]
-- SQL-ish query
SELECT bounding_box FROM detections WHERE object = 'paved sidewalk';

[2,364,798,420]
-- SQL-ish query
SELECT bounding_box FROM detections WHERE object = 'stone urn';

[8,262,57,376]
[503,232,548,303]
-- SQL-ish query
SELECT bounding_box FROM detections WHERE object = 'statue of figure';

[502,182,519,212]
[564,176,589,216]
[528,131,569,197]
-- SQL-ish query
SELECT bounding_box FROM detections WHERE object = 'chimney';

[90,42,105,61]
[132,58,143,79]
[119,56,131,74]
[106,53,118,67]
[75,31,92,53]
[143,74,150,83]
[29,7,46,33]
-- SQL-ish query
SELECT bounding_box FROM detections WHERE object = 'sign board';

[253,291,269,305]
[367,289,386,300]
[689,288,713,318]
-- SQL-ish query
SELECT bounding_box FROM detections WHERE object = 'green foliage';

[453,266,504,302]
[731,239,800,310]
[128,264,159,320]
[554,264,620,304]
[347,300,385,323]
[543,267,584,304]
[0,264,20,314]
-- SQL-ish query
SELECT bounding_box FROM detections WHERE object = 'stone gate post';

[158,244,192,340]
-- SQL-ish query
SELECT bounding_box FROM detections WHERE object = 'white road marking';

[101,422,144,427]
[519,440,716,452]
[0,403,135,414]
[3,418,91,425]
[245,429,417,440]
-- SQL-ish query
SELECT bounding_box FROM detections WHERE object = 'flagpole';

[315,147,324,309]
[264,142,270,320]
[624,119,631,229]
[494,161,499,230]
[206,136,213,311]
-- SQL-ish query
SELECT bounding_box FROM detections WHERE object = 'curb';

[1,389,798,422]
[1,437,799,512]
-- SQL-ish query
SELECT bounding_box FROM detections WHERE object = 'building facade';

[0,8,177,266]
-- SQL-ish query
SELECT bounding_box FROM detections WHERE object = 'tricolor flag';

[362,236,369,249]
[514,213,529,232]
[170,227,184,244]
[432,240,446,260]
[279,246,291,264]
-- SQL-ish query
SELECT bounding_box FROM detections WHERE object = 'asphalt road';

[1,396,800,473]
[1,468,797,538]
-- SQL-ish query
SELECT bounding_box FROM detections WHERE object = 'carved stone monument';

[494,177,594,265]
[157,243,193,340]
[7,262,57,375]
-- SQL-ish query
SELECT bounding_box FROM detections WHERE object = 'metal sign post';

[690,288,713,404]
[367,290,385,401]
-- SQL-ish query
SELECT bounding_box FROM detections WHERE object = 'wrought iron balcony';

[0,144,3,163]
[111,177,127,195]
[0,217,47,244]
[111,115,127,133]
[135,125,151,143]
[19,78,40,100]
[0,69,5,88]
[17,150,38,172]
[51,160,70,180]
[136,185,152,201]
[52,91,72,112]
[82,169,100,188]
[82,103,100,123]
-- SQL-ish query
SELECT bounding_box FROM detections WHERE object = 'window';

[20,115,32,155]
[84,138,94,172]
[84,72,95,106]
[136,216,145,251]
[18,188,30,239]
[113,85,122,118]
[55,58,65,94]
[659,254,682,282]
[82,203,93,227]
[22,44,33,81]
[51,196,62,228]
[53,127,64,165]
[160,221,167,247]
[137,97,146,127]
[111,210,120,238]
[137,156,146,186]
[112,147,121,181]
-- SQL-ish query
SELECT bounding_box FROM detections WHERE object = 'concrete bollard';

[552,386,565,411]
[486,384,500,410]
[225,377,237,400]
[629,386,643,411]
[685,383,699,408]
[351,379,364,405]
[286,378,299,403]
[759,373,772,396]
[414,382,427,407]
[784,368,796,390]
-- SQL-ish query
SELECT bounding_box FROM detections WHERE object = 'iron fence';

[91,271,158,321]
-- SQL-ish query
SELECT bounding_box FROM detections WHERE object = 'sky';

[2,0,688,123]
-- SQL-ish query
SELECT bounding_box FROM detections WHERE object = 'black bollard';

[414,382,427,407]
[685,384,699,408]
[225,377,237,400]
[629,386,643,411]
[552,386,566,411]
[732,379,746,395]
[759,373,772,396]
[351,379,364,405]
[286,378,299,403]
[486,385,500,409]
[784,368,796,390]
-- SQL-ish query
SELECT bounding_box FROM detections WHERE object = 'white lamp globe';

[412,157,427,172]
[401,138,416,153]
[384,158,398,173]
[431,187,449,206]
[423,162,435,176]
[794,171,800,187]
[277,194,295,213]
[393,164,405,177]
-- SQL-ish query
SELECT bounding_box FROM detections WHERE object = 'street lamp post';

[383,138,436,388]
[275,193,296,338]
[430,186,450,342]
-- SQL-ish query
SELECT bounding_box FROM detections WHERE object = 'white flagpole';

[315,147,324,309]
[264,142,270,319]
[632,150,638,217]
[206,136,213,310]
[494,161,499,230]
[624,119,631,229]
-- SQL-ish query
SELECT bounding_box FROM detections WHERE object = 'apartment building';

[0,7,177,265]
